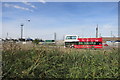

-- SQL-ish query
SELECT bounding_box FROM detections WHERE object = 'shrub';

[2,43,119,79]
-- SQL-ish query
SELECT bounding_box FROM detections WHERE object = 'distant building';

[102,37,120,43]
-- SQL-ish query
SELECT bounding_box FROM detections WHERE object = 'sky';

[1,2,118,40]
[0,2,2,38]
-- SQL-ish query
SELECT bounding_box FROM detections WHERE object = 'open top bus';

[64,35,103,48]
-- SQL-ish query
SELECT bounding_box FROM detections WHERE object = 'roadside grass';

[2,42,119,78]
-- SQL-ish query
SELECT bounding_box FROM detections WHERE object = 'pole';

[63,35,65,41]
[20,19,30,40]
[21,24,24,39]
[96,24,98,38]
[99,33,101,37]
[7,32,8,39]
[111,31,113,38]
[54,32,56,44]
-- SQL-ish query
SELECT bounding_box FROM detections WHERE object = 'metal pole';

[7,32,8,39]
[96,24,98,38]
[111,31,113,38]
[20,19,30,40]
[99,33,101,37]
[54,32,56,44]
[63,35,65,41]
[21,24,24,39]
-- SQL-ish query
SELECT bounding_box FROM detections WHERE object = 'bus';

[44,40,55,44]
[64,35,103,48]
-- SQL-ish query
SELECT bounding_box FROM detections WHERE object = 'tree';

[33,39,40,44]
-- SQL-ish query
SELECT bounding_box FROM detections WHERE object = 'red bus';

[64,35,103,49]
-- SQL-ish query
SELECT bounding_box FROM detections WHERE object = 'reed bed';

[2,42,119,79]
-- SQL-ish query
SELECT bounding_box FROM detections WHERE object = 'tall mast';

[96,24,98,38]
[21,24,24,39]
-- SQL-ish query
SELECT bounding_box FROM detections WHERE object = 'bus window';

[66,36,77,40]
[79,42,84,45]
[78,42,102,45]
[96,42,102,45]
[89,42,93,45]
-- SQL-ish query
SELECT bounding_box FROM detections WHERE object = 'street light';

[20,19,31,40]
[28,19,30,22]
[21,24,24,39]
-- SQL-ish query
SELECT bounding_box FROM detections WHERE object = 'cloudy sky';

[2,2,118,40]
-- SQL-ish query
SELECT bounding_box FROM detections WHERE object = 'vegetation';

[2,42,119,79]
[33,39,40,44]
